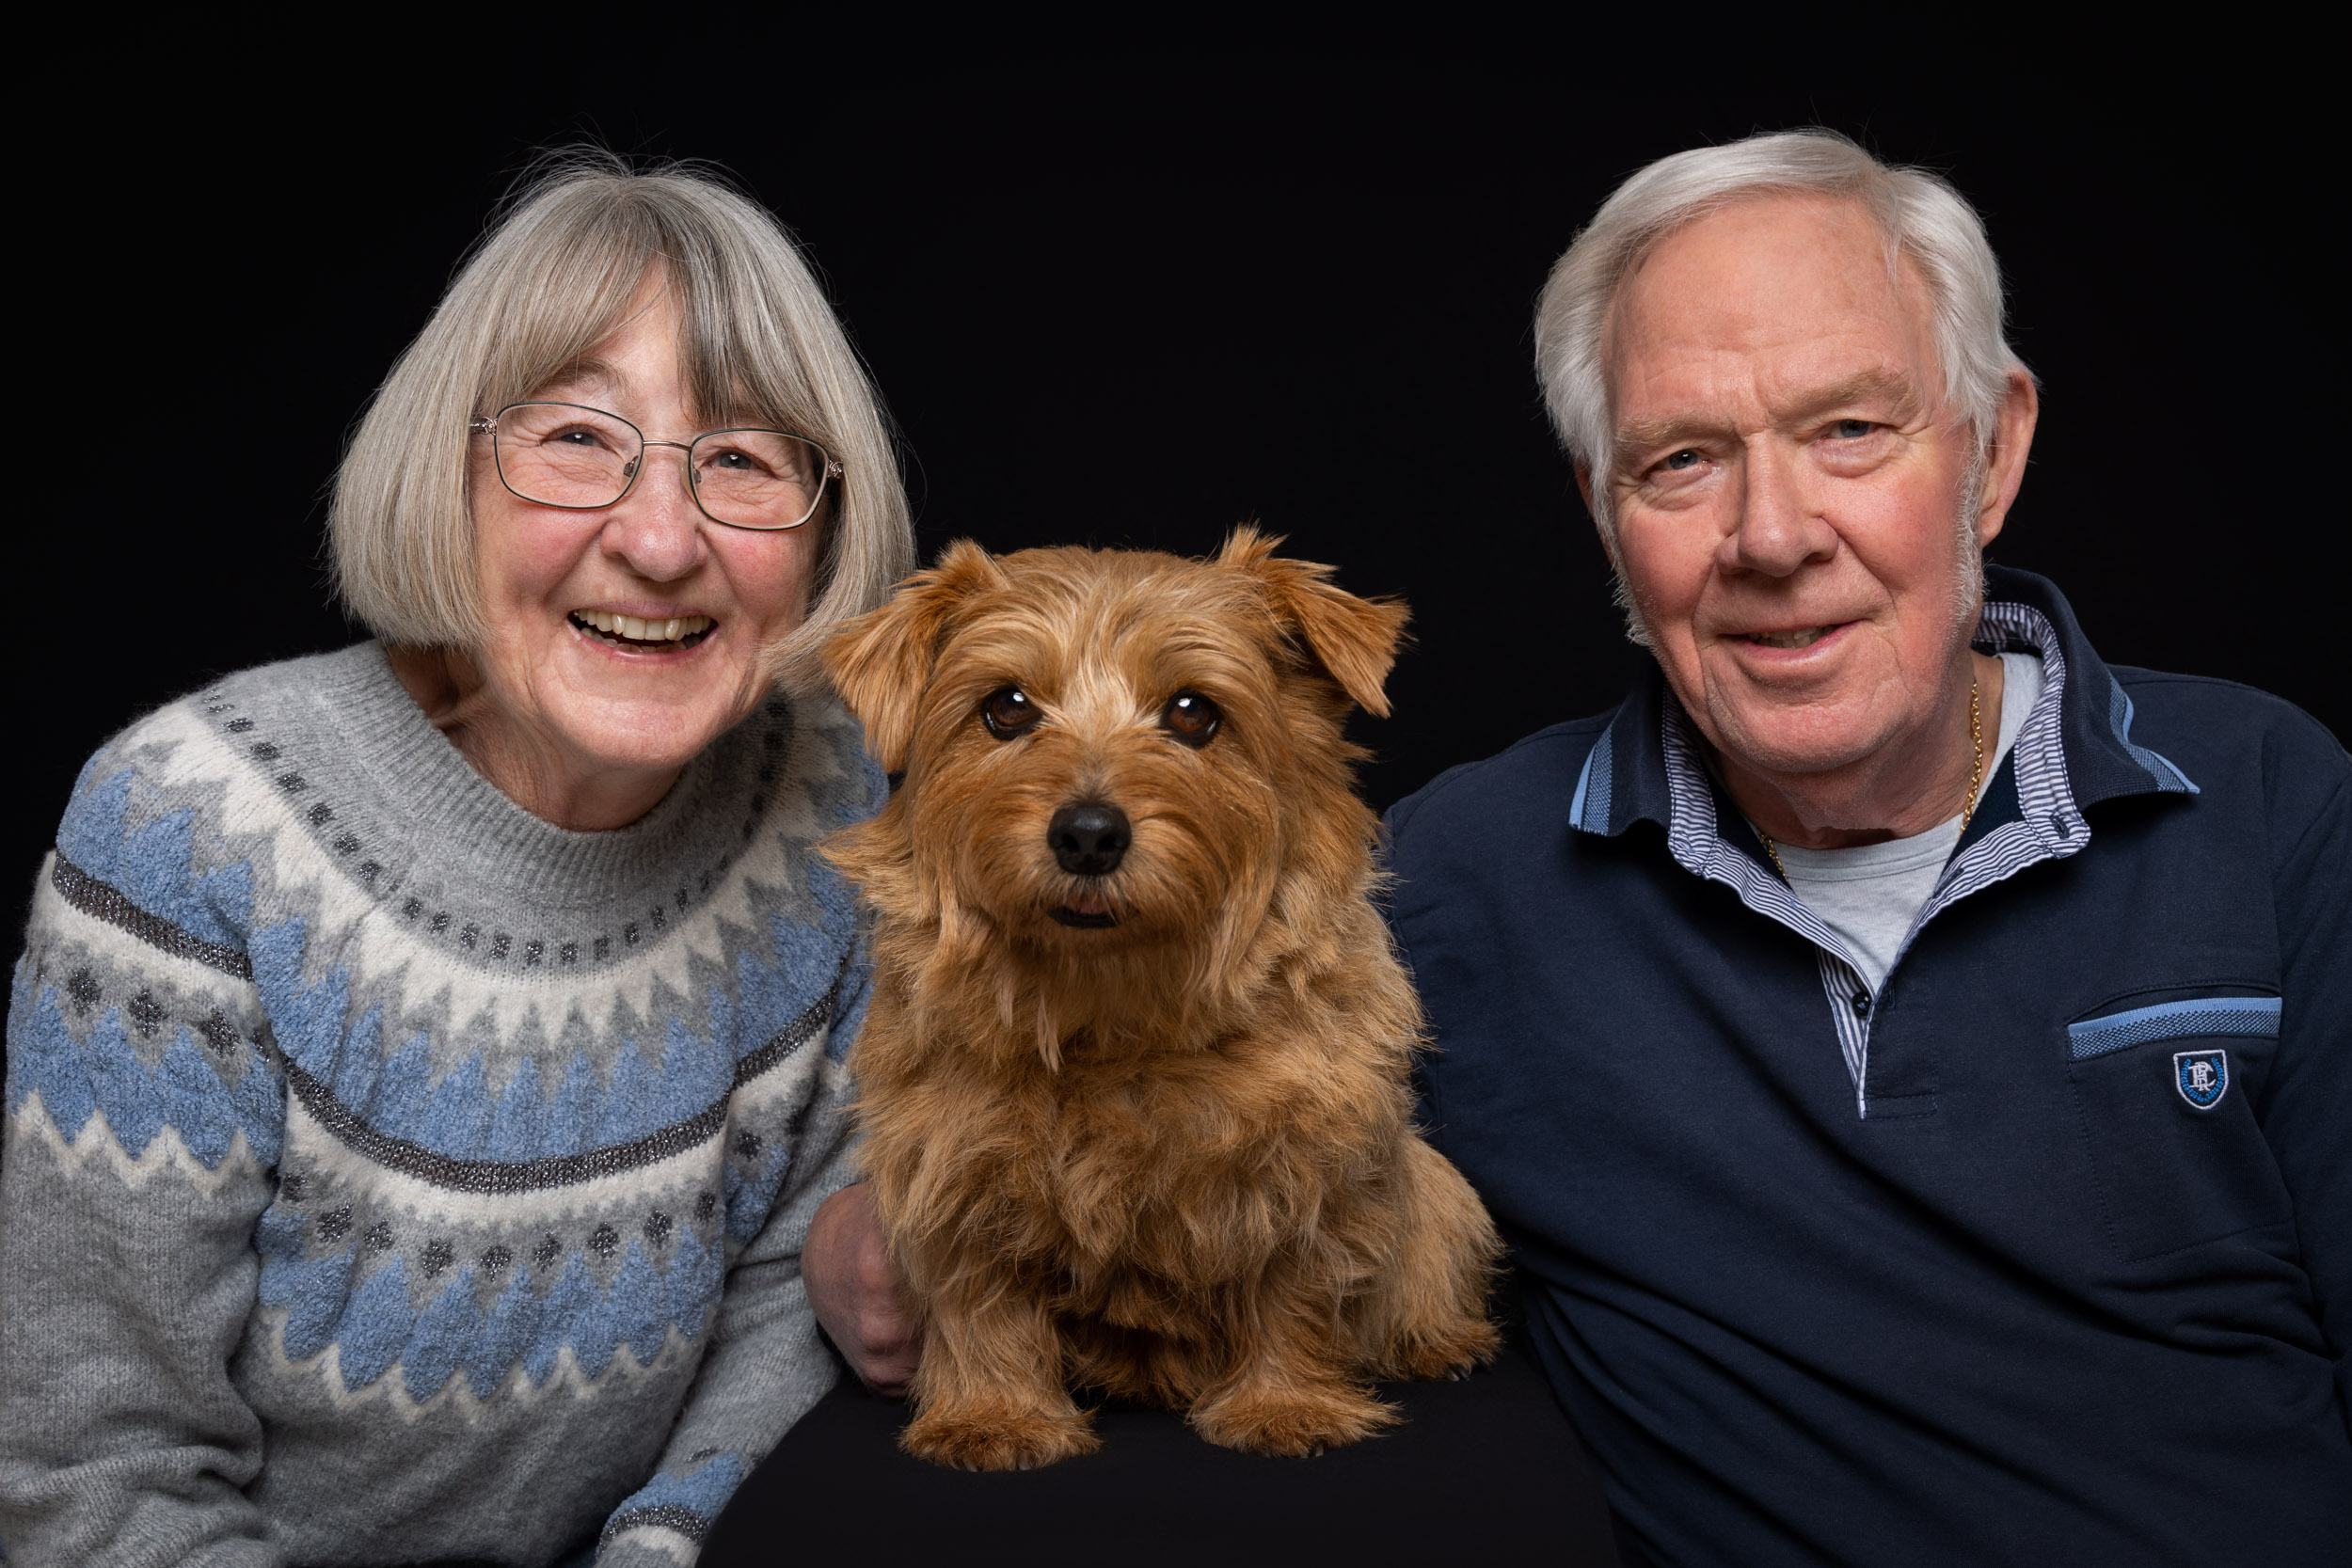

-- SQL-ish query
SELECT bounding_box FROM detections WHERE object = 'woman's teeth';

[1747,626,1836,649]
[571,610,715,646]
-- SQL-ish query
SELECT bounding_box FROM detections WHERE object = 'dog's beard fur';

[821,529,1502,1470]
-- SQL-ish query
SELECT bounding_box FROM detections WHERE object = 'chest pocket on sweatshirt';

[2066,992,2291,1262]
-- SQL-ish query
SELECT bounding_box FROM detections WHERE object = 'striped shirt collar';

[1565,566,2199,1117]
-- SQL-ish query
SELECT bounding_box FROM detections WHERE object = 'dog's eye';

[1161,690,1221,748]
[980,686,1041,739]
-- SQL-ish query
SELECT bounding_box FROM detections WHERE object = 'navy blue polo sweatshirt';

[1385,568,2350,1567]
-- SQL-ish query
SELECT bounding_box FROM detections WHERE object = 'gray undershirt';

[1772,651,2043,992]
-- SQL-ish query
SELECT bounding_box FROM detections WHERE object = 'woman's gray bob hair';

[1534,129,2028,539]
[330,151,914,693]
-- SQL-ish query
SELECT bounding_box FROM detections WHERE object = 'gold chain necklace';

[1757,678,1982,882]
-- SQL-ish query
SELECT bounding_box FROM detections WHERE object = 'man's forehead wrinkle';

[1608,309,1937,461]
[1604,193,1944,451]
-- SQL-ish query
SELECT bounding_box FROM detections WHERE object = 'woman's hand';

[805,1182,923,1397]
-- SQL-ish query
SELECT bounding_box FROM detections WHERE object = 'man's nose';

[1721,444,1837,577]
[601,444,707,580]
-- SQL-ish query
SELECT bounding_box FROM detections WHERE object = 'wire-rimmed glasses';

[469,402,842,531]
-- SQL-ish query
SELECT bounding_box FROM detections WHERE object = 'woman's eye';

[981,687,1040,739]
[1831,419,1875,439]
[1161,690,1221,748]
[1662,449,1702,471]
[704,447,761,473]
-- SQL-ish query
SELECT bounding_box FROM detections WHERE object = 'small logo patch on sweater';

[2173,1050,2229,1111]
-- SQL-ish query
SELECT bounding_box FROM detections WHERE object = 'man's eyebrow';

[1613,368,1925,461]
[1771,368,1922,425]
[1613,410,1723,459]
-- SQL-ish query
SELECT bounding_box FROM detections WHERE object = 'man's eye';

[1831,419,1874,439]
[1662,450,1702,471]
[980,686,1041,739]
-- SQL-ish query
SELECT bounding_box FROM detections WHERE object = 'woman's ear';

[823,539,1008,771]
[1216,525,1411,717]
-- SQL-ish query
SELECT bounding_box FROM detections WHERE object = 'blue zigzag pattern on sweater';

[7,966,282,1166]
[57,764,256,948]
[253,1208,726,1399]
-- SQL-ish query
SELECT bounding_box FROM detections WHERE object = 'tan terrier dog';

[820,529,1502,1471]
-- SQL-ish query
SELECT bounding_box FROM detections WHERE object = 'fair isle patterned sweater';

[0,643,882,1567]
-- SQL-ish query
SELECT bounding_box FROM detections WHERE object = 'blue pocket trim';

[2069,996,2281,1060]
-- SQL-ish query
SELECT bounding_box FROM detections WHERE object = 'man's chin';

[1701,699,1898,780]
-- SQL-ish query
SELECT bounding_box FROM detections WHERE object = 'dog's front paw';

[901,1405,1102,1471]
[1378,1313,1502,1382]
[1188,1382,1399,1458]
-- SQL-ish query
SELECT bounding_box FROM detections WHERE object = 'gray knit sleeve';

[2,757,288,1566]
[592,952,870,1566]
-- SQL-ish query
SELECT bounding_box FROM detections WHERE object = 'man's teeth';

[1748,626,1835,649]
[575,610,715,642]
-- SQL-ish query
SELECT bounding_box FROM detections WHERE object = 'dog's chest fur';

[911,1020,1396,1301]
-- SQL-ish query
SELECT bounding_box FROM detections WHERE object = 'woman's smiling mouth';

[569,609,716,651]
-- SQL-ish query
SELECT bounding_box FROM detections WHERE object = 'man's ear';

[823,539,1008,771]
[1216,525,1410,718]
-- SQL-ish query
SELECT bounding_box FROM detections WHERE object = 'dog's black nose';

[1048,802,1130,876]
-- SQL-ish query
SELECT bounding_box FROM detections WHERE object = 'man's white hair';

[1534,128,2028,544]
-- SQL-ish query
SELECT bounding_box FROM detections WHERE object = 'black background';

[23,56,2342,921]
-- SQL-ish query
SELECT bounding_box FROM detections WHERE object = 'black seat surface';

[705,1326,1620,1568]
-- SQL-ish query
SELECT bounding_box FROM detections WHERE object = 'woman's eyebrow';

[539,356,625,398]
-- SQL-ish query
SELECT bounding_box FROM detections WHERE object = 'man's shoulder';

[2112,666,2344,758]
[1384,712,1618,847]
[2108,665,2348,815]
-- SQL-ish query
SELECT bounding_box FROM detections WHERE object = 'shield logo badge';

[2173,1050,2229,1111]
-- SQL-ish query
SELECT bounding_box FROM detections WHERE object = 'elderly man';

[1382,130,2350,1563]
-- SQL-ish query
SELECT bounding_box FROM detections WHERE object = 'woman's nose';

[602,445,707,580]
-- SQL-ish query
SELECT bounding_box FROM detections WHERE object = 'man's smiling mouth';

[1740,625,1842,649]
[569,610,716,650]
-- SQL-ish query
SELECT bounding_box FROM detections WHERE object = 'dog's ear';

[823,539,1009,771]
[1217,526,1411,718]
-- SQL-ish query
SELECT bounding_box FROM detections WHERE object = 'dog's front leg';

[1357,1135,1503,1380]
[1185,1282,1399,1458]
[901,1287,1097,1471]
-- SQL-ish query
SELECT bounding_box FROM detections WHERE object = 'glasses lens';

[493,404,638,508]
[690,431,830,530]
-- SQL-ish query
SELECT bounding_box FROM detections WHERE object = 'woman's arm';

[591,957,872,1566]
[1,752,288,1566]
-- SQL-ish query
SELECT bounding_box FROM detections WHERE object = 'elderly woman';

[0,158,913,1565]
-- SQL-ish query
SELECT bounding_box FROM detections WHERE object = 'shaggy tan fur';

[819,529,1502,1470]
